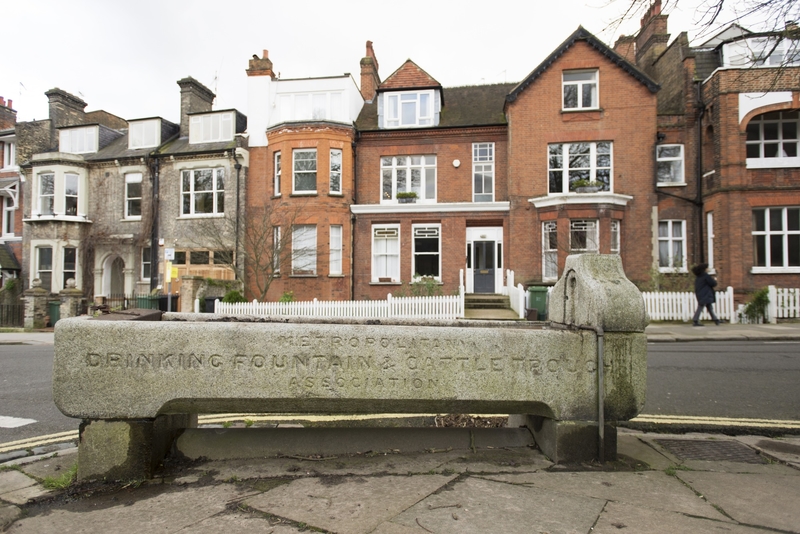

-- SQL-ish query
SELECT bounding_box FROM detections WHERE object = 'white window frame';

[562,70,598,110]
[128,119,160,149]
[707,211,715,273]
[273,151,281,196]
[141,247,151,281]
[59,126,97,154]
[181,168,225,216]
[752,207,800,272]
[746,111,799,169]
[125,173,143,219]
[384,90,434,128]
[412,224,441,281]
[64,173,79,216]
[329,148,342,195]
[2,194,15,236]
[36,246,53,292]
[658,220,687,272]
[473,142,494,202]
[381,155,437,203]
[273,226,281,273]
[2,141,15,169]
[62,246,76,288]
[611,220,620,254]
[329,225,343,275]
[548,142,612,194]
[570,220,599,253]
[38,173,55,216]
[293,149,317,194]
[372,225,400,283]
[291,224,317,276]
[543,221,558,281]
[657,144,686,185]
[189,112,234,144]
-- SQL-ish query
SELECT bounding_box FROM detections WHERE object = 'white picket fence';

[209,282,465,321]
[641,286,737,323]
[505,270,526,319]
[769,286,800,321]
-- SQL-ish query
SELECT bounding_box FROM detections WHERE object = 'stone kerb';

[53,254,647,479]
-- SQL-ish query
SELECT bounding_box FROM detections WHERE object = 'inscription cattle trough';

[53,255,648,480]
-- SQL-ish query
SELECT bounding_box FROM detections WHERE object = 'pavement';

[1,322,799,533]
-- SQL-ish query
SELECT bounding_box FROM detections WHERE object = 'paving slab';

[10,484,256,534]
[736,435,800,468]
[371,521,429,533]
[593,501,767,534]
[391,475,605,534]
[0,504,21,531]
[677,471,800,533]
[17,452,78,481]
[1,484,53,505]
[616,431,672,470]
[245,474,455,534]
[479,471,729,521]
[0,470,38,498]
[174,512,304,533]
[678,459,800,475]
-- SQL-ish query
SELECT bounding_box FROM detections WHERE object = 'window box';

[397,192,417,204]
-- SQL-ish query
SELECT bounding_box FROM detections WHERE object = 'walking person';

[692,263,720,326]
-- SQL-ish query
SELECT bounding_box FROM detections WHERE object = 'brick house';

[0,96,22,286]
[619,0,800,297]
[17,78,247,300]
[244,50,364,302]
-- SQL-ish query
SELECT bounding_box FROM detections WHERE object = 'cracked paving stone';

[593,501,769,534]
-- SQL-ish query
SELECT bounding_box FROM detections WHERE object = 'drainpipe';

[233,150,242,280]
[149,156,160,293]
[350,138,358,301]
[696,82,706,264]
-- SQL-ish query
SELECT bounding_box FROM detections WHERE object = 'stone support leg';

[524,415,617,463]
[77,414,196,481]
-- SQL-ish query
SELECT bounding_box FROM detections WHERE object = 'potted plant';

[572,179,603,193]
[396,191,418,203]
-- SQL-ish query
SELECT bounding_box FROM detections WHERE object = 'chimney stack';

[614,35,636,64]
[45,88,87,129]
[635,0,670,74]
[247,49,276,79]
[177,77,215,138]
[360,40,381,102]
[0,96,17,131]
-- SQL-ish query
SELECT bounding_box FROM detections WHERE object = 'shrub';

[222,290,247,303]
[279,291,295,303]
[742,287,769,323]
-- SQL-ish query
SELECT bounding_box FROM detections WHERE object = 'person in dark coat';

[692,263,720,326]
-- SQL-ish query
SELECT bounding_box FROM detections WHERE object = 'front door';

[473,241,495,293]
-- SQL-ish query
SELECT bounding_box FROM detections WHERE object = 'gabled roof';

[378,60,441,91]
[506,26,660,104]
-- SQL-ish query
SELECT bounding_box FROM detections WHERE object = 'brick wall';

[505,40,659,286]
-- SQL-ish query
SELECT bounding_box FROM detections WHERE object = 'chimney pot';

[263,49,269,59]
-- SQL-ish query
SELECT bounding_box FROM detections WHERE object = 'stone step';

[464,294,511,310]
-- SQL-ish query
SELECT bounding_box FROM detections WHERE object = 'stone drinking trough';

[53,255,647,480]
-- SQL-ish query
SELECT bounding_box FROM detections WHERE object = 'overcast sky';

[2,0,759,125]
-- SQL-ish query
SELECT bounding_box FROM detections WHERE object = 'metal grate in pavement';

[655,439,766,464]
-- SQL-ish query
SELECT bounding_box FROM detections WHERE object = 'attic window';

[59,126,98,154]
[189,112,233,144]
[383,90,434,128]
[563,70,598,110]
[129,119,160,149]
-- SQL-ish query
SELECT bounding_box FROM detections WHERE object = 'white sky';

[1,0,764,125]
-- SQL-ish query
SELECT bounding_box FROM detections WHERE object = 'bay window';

[181,168,225,216]
[293,149,317,193]
[330,225,342,275]
[330,149,342,194]
[292,225,317,275]
[570,220,599,253]
[543,222,558,280]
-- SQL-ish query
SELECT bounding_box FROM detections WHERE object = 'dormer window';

[129,119,160,149]
[383,90,435,128]
[59,126,98,154]
[189,112,233,144]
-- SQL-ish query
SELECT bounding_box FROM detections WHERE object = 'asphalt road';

[644,340,800,421]
[1,341,799,447]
